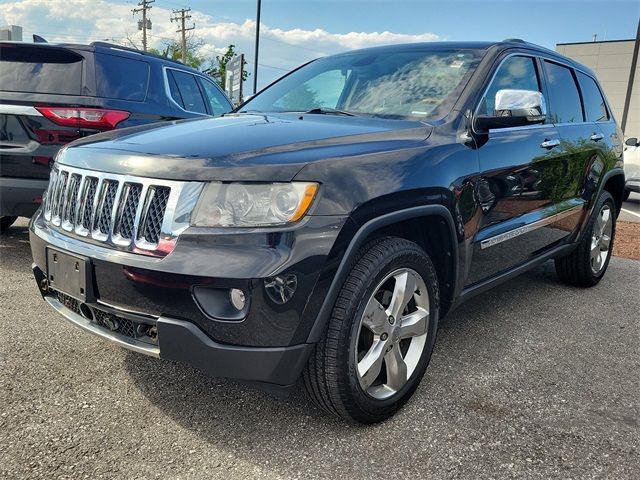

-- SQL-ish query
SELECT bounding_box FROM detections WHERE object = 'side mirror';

[475,89,547,133]
[625,137,639,147]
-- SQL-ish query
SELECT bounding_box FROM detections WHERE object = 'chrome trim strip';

[480,205,582,249]
[0,104,43,116]
[45,295,160,357]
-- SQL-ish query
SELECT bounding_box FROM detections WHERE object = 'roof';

[556,39,635,46]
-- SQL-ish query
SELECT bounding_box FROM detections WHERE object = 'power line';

[171,7,195,63]
[132,0,155,51]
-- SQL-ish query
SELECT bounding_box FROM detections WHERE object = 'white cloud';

[0,0,441,87]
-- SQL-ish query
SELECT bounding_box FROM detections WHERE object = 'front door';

[467,54,565,286]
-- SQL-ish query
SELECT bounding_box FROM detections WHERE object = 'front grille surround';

[43,164,203,256]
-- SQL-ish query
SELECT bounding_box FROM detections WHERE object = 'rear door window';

[543,61,584,124]
[168,70,207,114]
[95,53,149,101]
[576,72,609,122]
[0,44,83,95]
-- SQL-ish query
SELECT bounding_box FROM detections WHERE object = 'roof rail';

[90,41,187,66]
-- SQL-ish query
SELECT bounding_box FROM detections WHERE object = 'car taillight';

[35,107,130,130]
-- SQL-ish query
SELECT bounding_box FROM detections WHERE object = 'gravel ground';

[1,219,639,480]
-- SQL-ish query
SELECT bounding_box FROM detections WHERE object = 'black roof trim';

[90,42,186,66]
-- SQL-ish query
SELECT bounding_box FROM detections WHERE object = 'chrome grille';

[42,164,203,256]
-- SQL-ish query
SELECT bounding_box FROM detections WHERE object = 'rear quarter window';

[0,44,83,95]
[577,72,609,122]
[95,52,149,101]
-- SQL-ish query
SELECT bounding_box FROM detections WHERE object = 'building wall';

[556,40,639,140]
[0,25,23,41]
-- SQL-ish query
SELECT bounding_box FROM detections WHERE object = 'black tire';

[623,189,631,202]
[554,190,616,287]
[303,237,440,424]
[0,216,18,233]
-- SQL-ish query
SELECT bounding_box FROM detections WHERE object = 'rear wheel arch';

[306,205,458,344]
[602,170,625,215]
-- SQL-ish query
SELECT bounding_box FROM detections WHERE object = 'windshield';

[241,48,484,120]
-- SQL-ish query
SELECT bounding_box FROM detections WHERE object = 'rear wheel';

[303,237,439,424]
[555,191,616,287]
[0,216,18,233]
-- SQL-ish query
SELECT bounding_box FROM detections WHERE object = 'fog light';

[229,288,246,310]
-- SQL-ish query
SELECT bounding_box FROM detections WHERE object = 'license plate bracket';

[46,247,94,302]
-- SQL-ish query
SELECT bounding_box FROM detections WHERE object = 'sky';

[1,0,639,89]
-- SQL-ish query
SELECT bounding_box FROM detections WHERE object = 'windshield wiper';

[303,107,359,117]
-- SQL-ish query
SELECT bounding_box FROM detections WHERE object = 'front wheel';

[303,237,439,424]
[555,190,616,287]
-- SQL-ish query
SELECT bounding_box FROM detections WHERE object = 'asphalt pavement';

[1,218,639,479]
[621,191,640,223]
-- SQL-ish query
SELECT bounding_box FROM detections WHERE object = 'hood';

[59,113,431,182]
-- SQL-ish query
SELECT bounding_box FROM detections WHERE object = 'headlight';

[191,182,318,227]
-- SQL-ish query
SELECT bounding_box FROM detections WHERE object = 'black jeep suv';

[30,40,625,423]
[0,41,232,231]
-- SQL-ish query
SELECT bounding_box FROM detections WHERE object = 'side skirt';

[452,242,576,309]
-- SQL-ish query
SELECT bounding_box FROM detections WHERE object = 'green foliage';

[206,45,249,89]
[148,41,205,70]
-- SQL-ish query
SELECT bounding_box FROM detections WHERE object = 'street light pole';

[253,0,261,94]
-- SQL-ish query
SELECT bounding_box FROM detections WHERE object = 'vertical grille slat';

[115,183,142,240]
[80,177,99,231]
[42,165,181,255]
[96,180,119,235]
[138,186,170,245]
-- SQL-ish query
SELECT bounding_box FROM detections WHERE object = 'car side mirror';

[475,89,547,133]
[625,137,639,147]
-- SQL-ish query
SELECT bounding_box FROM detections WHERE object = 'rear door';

[541,60,613,234]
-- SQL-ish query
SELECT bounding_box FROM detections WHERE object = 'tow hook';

[40,278,49,293]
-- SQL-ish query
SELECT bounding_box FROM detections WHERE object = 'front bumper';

[40,286,312,387]
[30,209,349,387]
[625,178,640,193]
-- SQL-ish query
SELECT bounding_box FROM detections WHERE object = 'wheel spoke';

[385,347,408,392]
[399,307,428,339]
[361,298,389,335]
[358,340,386,389]
[387,271,417,320]
[600,208,611,236]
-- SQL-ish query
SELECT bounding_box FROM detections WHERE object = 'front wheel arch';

[306,205,458,344]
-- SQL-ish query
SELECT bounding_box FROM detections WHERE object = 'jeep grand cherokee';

[30,39,625,423]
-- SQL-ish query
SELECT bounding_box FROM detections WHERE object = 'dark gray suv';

[30,40,625,423]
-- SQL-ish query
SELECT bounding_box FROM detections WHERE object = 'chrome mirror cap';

[494,89,547,118]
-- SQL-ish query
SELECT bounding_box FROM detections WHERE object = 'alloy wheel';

[355,268,429,400]
[590,204,613,275]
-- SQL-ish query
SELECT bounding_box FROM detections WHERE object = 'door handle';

[540,138,560,149]
[590,133,604,142]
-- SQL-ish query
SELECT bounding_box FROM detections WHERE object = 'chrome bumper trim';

[45,295,160,358]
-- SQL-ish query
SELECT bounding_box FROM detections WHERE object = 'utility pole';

[253,0,261,94]
[621,17,640,135]
[132,0,154,51]
[171,8,195,64]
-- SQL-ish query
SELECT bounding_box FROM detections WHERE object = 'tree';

[148,37,206,70]
[205,45,249,89]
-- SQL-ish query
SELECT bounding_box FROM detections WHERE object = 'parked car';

[0,41,233,232]
[29,39,625,423]
[623,136,640,200]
